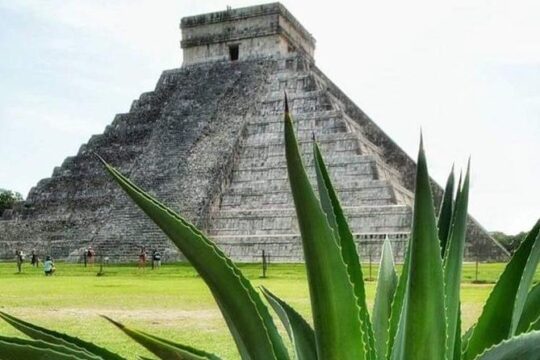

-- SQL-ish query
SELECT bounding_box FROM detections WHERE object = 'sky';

[0,0,538,234]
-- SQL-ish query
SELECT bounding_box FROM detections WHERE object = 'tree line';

[0,189,23,216]
[490,230,528,254]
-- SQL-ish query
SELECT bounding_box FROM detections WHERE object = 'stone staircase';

[208,57,413,261]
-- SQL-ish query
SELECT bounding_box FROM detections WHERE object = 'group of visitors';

[14,246,164,273]
[14,249,55,276]
[138,247,162,270]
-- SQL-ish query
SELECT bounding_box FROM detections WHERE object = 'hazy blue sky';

[0,0,538,234]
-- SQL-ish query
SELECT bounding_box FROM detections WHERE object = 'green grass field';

[0,262,538,359]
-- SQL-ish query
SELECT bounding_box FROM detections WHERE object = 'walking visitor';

[15,250,24,273]
[152,249,161,269]
[30,250,39,267]
[138,247,147,269]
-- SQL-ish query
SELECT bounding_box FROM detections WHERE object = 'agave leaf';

[511,231,540,334]
[443,162,470,360]
[475,331,540,360]
[461,325,475,353]
[453,303,462,360]
[260,287,317,360]
[386,230,412,359]
[313,142,376,359]
[389,138,446,360]
[103,316,220,360]
[438,165,455,257]
[97,158,289,360]
[528,316,540,331]
[517,282,540,334]
[0,336,99,360]
[463,220,540,360]
[372,237,398,360]
[284,97,366,359]
[0,311,124,360]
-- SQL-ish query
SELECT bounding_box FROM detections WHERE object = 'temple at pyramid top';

[180,3,316,65]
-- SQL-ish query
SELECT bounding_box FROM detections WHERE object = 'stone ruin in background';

[0,3,509,262]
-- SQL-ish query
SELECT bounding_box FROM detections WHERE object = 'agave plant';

[0,97,539,360]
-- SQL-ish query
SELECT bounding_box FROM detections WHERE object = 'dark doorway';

[229,44,239,61]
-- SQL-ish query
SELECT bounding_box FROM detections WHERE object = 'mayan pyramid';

[0,3,508,262]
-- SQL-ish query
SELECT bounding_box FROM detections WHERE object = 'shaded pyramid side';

[0,60,278,261]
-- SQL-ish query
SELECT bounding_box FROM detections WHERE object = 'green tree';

[0,189,23,215]
[491,231,527,254]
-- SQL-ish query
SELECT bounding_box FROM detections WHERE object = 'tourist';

[15,250,24,273]
[138,247,147,269]
[30,250,39,267]
[43,256,55,276]
[87,246,96,267]
[152,249,161,269]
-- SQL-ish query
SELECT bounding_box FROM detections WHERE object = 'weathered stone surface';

[0,3,508,262]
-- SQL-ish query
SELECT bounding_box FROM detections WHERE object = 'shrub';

[0,97,539,359]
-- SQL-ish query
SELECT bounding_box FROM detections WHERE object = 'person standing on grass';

[138,246,147,270]
[152,249,161,270]
[15,249,24,273]
[43,256,55,276]
[30,250,39,267]
[87,246,96,268]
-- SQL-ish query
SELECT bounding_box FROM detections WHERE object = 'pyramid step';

[258,91,335,115]
[245,131,358,146]
[213,232,410,262]
[227,177,392,194]
[236,152,376,171]
[266,72,320,92]
[220,184,397,209]
[246,115,346,135]
[245,126,348,145]
[229,174,379,193]
[210,205,411,236]
[250,109,342,123]
[237,149,362,170]
[232,160,378,183]
[242,138,360,159]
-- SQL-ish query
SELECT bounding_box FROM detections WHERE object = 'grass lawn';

[0,261,538,359]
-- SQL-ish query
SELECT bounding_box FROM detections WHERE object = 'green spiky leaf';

[443,162,470,360]
[438,165,455,257]
[475,331,540,360]
[0,311,124,360]
[511,231,540,335]
[389,138,446,360]
[0,336,100,360]
[313,141,376,359]
[453,303,462,360]
[528,317,540,331]
[103,316,220,360]
[97,157,288,360]
[372,237,398,360]
[387,230,412,359]
[260,287,317,360]
[464,220,540,359]
[284,97,366,359]
[517,282,540,334]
